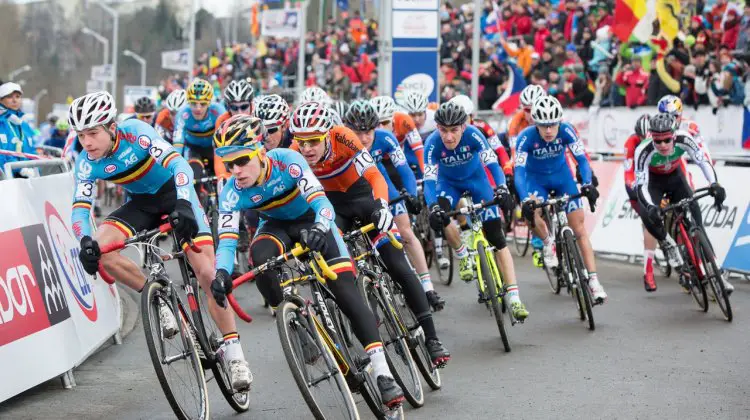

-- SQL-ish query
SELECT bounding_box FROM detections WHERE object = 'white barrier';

[0,172,121,403]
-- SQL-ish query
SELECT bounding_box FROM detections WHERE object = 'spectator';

[722,9,741,50]
[533,19,550,55]
[559,67,594,108]
[0,82,36,167]
[616,57,650,107]
[329,63,352,101]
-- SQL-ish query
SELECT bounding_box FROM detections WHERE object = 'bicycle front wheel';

[563,230,595,331]
[512,209,531,257]
[695,229,732,321]
[141,280,209,420]
[676,223,708,311]
[477,242,510,352]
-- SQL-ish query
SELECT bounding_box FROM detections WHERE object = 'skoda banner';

[391,0,439,103]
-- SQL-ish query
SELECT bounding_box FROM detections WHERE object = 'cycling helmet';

[68,91,118,131]
[223,79,254,104]
[332,101,349,120]
[299,87,331,107]
[165,89,186,112]
[330,109,343,126]
[254,94,290,128]
[434,101,468,127]
[290,101,334,135]
[186,78,213,103]
[344,100,379,132]
[449,94,474,117]
[648,113,676,139]
[634,114,650,139]
[370,96,397,122]
[398,90,428,114]
[531,96,563,125]
[520,84,546,108]
[657,95,683,118]
[214,114,266,151]
[134,96,156,114]
[55,119,70,131]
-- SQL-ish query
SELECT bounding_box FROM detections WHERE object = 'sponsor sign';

[261,10,301,38]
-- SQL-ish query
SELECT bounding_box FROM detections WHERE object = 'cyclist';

[289,102,451,367]
[254,94,292,150]
[133,96,156,125]
[208,115,406,408]
[425,102,529,320]
[155,89,186,144]
[69,91,252,391]
[371,96,425,177]
[173,78,226,180]
[397,90,436,140]
[332,100,349,121]
[299,86,332,107]
[214,79,254,133]
[45,119,70,149]
[514,96,607,304]
[633,113,734,293]
[345,100,446,311]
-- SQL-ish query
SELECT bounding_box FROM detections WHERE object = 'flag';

[251,4,259,37]
[337,0,349,11]
[492,61,527,115]
[483,2,502,35]
[613,0,657,42]
[656,0,681,40]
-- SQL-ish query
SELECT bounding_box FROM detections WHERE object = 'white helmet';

[254,94,290,128]
[68,91,118,131]
[398,90,428,114]
[165,89,186,112]
[330,109,343,126]
[223,79,254,103]
[520,84,546,108]
[300,87,331,107]
[531,96,563,125]
[290,101,333,135]
[448,94,474,116]
[370,96,397,122]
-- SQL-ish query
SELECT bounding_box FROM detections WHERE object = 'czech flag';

[613,0,657,42]
[492,61,527,115]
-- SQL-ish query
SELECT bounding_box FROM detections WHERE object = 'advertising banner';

[391,0,439,103]
[161,49,191,72]
[261,9,301,38]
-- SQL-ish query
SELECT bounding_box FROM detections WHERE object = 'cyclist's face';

[230,154,263,188]
[654,136,674,155]
[263,124,285,150]
[538,124,559,142]
[523,107,534,124]
[295,133,327,165]
[437,124,465,150]
[355,129,375,149]
[410,112,425,128]
[78,123,116,159]
[189,101,209,119]
[378,119,393,132]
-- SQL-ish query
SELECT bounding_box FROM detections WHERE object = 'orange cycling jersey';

[155,108,175,140]
[392,112,424,172]
[211,112,234,180]
[290,126,388,203]
[507,111,530,158]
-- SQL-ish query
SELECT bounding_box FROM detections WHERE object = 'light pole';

[123,50,147,86]
[8,65,31,82]
[81,27,110,65]
[33,89,48,126]
[91,1,119,105]
[188,0,197,78]
[296,2,309,103]
[470,0,481,112]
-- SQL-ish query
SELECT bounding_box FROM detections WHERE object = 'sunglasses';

[653,138,673,145]
[294,133,326,147]
[224,156,251,171]
[229,102,251,112]
[537,122,559,128]
[136,113,154,121]
[267,126,281,135]
[221,146,263,170]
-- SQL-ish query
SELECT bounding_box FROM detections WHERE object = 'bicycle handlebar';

[528,192,596,213]
[342,222,403,250]
[661,187,713,214]
[193,175,219,185]
[440,196,501,218]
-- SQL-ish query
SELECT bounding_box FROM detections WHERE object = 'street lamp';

[8,65,31,81]
[123,50,147,86]
[90,1,119,106]
[296,1,309,103]
[33,89,48,126]
[81,27,110,65]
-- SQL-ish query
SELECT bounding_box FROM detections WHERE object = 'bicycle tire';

[141,280,210,420]
[276,300,359,420]
[676,223,708,311]
[695,229,732,321]
[477,242,511,352]
[512,209,531,257]
[418,211,435,269]
[563,230,595,331]
[438,244,454,286]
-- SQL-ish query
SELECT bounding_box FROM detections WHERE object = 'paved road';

[2,247,749,420]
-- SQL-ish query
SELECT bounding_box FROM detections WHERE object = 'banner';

[161,49,191,72]
[122,85,159,114]
[0,172,120,403]
[86,80,107,94]
[391,0,439,102]
[90,64,113,82]
[261,9,301,38]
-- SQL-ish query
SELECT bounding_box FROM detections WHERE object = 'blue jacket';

[0,106,36,169]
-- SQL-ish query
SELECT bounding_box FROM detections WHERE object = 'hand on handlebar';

[79,236,101,275]
[211,268,233,308]
[521,199,536,228]
[169,199,199,241]
[402,191,423,215]
[581,184,599,208]
[429,205,448,231]
[300,223,329,253]
[708,183,726,210]
[494,185,514,212]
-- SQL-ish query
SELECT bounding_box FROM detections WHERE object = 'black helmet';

[434,101,467,127]
[344,100,379,132]
[134,96,155,114]
[634,114,650,139]
[649,113,675,135]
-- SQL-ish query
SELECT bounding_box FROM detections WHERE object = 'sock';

[434,236,443,254]
[222,332,244,361]
[644,250,655,275]
[589,272,599,285]
[365,342,391,379]
[456,244,468,259]
[543,235,554,246]
[418,272,434,292]
[416,312,438,341]
[506,284,520,303]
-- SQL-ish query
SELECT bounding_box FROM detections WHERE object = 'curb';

[119,287,139,340]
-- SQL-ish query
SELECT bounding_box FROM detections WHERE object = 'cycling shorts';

[436,170,500,223]
[522,170,582,214]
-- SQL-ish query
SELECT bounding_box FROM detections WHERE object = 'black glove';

[79,236,101,275]
[300,222,329,253]
[169,199,199,241]
[211,269,233,308]
[581,184,600,207]
[708,183,726,209]
[371,198,394,232]
[404,194,422,215]
[591,173,600,188]
[429,205,448,231]
[521,200,536,226]
[495,185,514,212]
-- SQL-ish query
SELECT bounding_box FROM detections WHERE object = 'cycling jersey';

[289,126,388,203]
[369,129,417,215]
[514,123,591,213]
[418,108,437,139]
[71,119,209,240]
[173,103,226,155]
[154,108,175,144]
[506,110,531,152]
[391,112,425,174]
[474,118,513,176]
[214,111,231,132]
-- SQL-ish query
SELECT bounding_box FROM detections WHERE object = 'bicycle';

[662,187,732,321]
[228,237,404,420]
[500,183,531,258]
[438,192,520,352]
[412,181,454,285]
[98,222,250,420]
[530,192,596,331]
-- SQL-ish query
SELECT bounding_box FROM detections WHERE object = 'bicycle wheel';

[276,300,359,420]
[418,211,435,269]
[676,223,708,311]
[695,229,732,321]
[477,242,510,352]
[512,209,531,257]
[437,244,454,286]
[141,280,209,420]
[563,230,595,331]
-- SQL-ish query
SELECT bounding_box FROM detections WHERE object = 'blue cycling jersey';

[369,129,416,200]
[215,148,337,273]
[423,125,505,208]
[71,119,195,240]
[173,103,226,155]
[513,122,591,201]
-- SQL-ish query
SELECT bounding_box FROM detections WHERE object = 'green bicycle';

[438,193,521,352]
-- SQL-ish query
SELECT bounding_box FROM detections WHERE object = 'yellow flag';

[657,0,681,40]
[209,56,220,70]
[257,39,267,57]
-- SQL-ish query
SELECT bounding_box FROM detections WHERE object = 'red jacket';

[615,68,649,107]
[534,28,550,55]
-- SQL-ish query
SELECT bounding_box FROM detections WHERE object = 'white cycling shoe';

[159,302,178,339]
[543,242,559,268]
[661,236,684,268]
[228,359,253,392]
[588,277,608,304]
